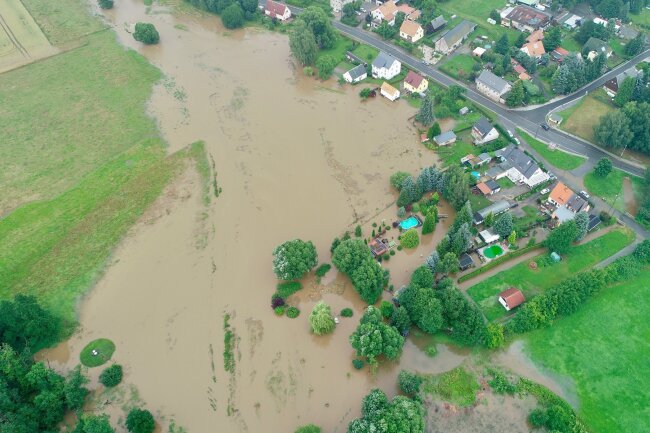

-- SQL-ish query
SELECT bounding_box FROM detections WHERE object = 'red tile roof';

[265,0,288,16]
[477,182,491,195]
[499,287,525,309]
[404,70,425,88]
[554,47,569,56]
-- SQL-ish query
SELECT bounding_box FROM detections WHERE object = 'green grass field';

[584,169,645,214]
[629,9,650,28]
[467,228,635,321]
[517,129,586,171]
[525,267,650,433]
[422,367,479,407]
[439,0,520,43]
[439,54,477,80]
[436,139,474,166]
[496,177,515,189]
[21,0,106,45]
[558,90,615,143]
[351,43,378,63]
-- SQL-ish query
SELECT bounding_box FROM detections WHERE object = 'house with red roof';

[498,287,525,311]
[264,0,291,21]
[403,70,428,95]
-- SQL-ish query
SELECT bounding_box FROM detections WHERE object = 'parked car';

[540,188,550,195]
[541,123,550,131]
[548,172,557,180]
[507,130,514,137]
[514,137,520,145]
[580,190,590,199]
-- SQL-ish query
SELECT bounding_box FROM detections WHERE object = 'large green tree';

[332,239,373,275]
[351,261,388,304]
[348,389,424,433]
[594,157,612,177]
[221,3,245,29]
[546,220,579,254]
[493,213,514,238]
[415,95,435,125]
[300,6,337,49]
[594,110,633,149]
[543,26,562,51]
[398,285,443,334]
[0,294,61,352]
[349,306,404,366]
[272,239,318,280]
[442,165,469,210]
[133,23,159,44]
[316,54,338,80]
[126,408,155,433]
[309,301,336,335]
[289,21,318,66]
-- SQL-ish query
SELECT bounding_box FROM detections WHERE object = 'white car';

[514,138,520,145]
[580,190,590,199]
[507,130,514,138]
[540,188,550,195]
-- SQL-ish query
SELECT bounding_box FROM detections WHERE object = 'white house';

[496,144,550,187]
[399,20,424,43]
[264,0,291,21]
[475,70,512,103]
[343,64,367,83]
[380,82,400,101]
[372,52,401,80]
[472,117,499,145]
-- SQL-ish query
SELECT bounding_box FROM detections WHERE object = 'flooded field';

[34,1,575,431]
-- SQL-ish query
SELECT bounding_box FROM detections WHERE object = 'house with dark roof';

[433,130,457,146]
[583,37,612,60]
[604,66,641,95]
[587,214,601,231]
[459,253,475,271]
[372,52,401,79]
[473,200,513,224]
[476,179,501,196]
[434,20,476,54]
[471,117,499,145]
[503,5,550,32]
[498,287,525,310]
[476,70,512,103]
[496,144,550,187]
[486,165,507,179]
[343,64,367,84]
[548,182,590,224]
[428,15,448,33]
[264,0,291,21]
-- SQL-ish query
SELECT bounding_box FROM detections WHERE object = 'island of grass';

[467,228,635,321]
[80,338,115,367]
[525,266,650,433]
[584,168,645,214]
[556,89,614,144]
[517,129,586,171]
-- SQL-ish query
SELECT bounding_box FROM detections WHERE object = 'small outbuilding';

[479,229,500,244]
[459,253,475,271]
[434,130,457,146]
[380,82,400,101]
[498,287,525,311]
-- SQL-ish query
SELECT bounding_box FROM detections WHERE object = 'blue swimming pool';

[399,215,421,230]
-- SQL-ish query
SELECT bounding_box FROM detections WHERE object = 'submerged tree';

[133,23,160,45]
[349,306,404,366]
[289,21,318,66]
[309,301,336,335]
[272,239,318,280]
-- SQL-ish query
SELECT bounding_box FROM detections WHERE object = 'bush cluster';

[99,364,123,388]
[341,308,354,317]
[286,306,300,318]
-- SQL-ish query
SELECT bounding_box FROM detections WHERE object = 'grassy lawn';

[559,33,582,52]
[584,169,645,214]
[80,338,115,367]
[629,9,650,28]
[352,43,378,63]
[558,90,615,143]
[439,54,477,80]
[467,228,635,321]
[525,267,650,433]
[0,28,207,325]
[468,193,492,211]
[496,176,515,189]
[517,129,586,171]
[439,0,520,43]
[436,139,474,166]
[317,34,354,65]
[422,367,479,407]
[21,0,106,45]
[453,110,483,132]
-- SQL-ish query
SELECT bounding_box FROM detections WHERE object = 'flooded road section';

[35,1,475,432]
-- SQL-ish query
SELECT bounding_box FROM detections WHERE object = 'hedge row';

[457,244,542,283]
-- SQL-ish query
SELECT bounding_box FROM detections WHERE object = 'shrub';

[295,425,321,433]
[382,253,390,261]
[485,323,505,349]
[341,308,354,317]
[397,245,403,251]
[221,3,245,29]
[315,263,331,281]
[411,203,420,213]
[389,250,395,256]
[286,306,300,318]
[274,306,286,316]
[355,225,362,237]
[126,408,155,433]
[425,345,437,357]
[99,364,123,388]
[488,370,516,394]
[380,300,394,319]
[271,294,285,309]
[397,206,406,218]
[633,239,650,264]
[398,370,422,395]
[133,23,160,45]
[276,281,302,299]
[528,408,549,427]
[400,229,419,248]
[309,301,336,335]
[98,0,114,9]
[352,359,365,369]
[303,66,314,76]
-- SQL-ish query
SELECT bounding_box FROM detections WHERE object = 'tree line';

[185,0,259,29]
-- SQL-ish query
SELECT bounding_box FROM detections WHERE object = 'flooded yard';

[35,1,574,431]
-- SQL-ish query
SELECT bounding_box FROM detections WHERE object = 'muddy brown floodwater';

[36,1,474,432]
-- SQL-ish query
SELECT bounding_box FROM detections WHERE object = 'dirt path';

[622,176,638,216]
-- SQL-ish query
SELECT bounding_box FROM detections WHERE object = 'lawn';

[559,33,582,53]
[439,54,477,81]
[558,90,615,143]
[629,9,650,29]
[584,169,645,214]
[0,32,163,212]
[517,129,586,171]
[21,0,106,45]
[467,228,635,321]
[422,367,479,407]
[351,43,378,63]
[80,338,116,367]
[468,193,492,212]
[316,34,354,65]
[439,0,521,43]
[436,139,474,166]
[496,177,515,189]
[525,267,650,433]
[0,29,208,325]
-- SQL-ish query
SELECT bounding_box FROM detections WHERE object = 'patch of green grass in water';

[80,338,115,367]
[423,367,479,407]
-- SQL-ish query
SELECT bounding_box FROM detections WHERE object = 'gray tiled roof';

[497,144,540,180]
[439,19,476,47]
[478,200,511,218]
[485,179,500,191]
[476,70,511,94]
[430,15,447,30]
[372,52,398,69]
[473,116,494,137]
[434,130,456,144]
[346,64,367,80]
[583,37,609,53]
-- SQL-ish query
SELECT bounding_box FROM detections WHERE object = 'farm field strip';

[0,0,55,70]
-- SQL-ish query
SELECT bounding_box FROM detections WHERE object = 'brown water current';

[37,2,572,431]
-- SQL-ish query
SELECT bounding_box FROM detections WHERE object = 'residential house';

[526,29,544,43]
[556,11,581,29]
[473,46,486,57]
[486,165,507,179]
[496,144,550,187]
[264,0,291,21]
[434,130,457,146]
[403,70,428,94]
[380,82,400,101]
[512,61,530,80]
[330,0,353,13]
[428,15,447,33]
[551,47,569,62]
[459,253,475,271]
[471,152,492,168]
[583,37,612,60]
[473,200,512,224]
[396,3,420,21]
[517,0,539,6]
[548,182,590,213]
[372,52,401,79]
[521,41,546,58]
[434,20,477,54]
[587,214,601,231]
[498,287,525,311]
[472,116,499,145]
[459,106,470,115]
[371,1,398,25]
[593,17,619,31]
[343,64,368,83]
[400,20,424,43]
[604,66,641,95]
[476,70,512,103]
[476,179,501,196]
[503,5,550,32]
[485,179,501,193]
